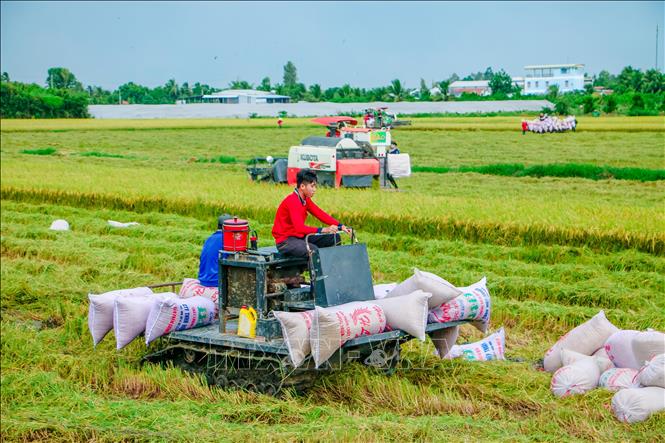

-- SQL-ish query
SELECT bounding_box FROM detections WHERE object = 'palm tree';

[389,79,404,101]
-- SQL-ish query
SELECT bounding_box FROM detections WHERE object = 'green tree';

[419,78,431,100]
[546,84,560,102]
[164,79,179,101]
[554,97,570,115]
[581,95,597,114]
[594,70,615,88]
[257,77,271,92]
[488,70,515,95]
[229,80,253,89]
[629,93,645,114]
[602,94,617,113]
[46,67,82,90]
[1,72,9,82]
[308,84,322,100]
[389,79,405,101]
[437,80,451,100]
[641,69,665,93]
[283,61,297,87]
[616,66,643,93]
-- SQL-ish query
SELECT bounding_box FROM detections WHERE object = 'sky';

[1,1,664,90]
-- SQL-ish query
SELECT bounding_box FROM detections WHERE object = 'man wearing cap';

[272,169,352,258]
[198,214,233,287]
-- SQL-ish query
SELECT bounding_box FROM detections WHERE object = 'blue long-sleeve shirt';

[198,231,222,287]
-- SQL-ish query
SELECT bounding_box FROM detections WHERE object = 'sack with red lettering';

[145,296,216,345]
[635,354,665,388]
[88,286,153,346]
[179,278,219,308]
[612,387,665,423]
[599,368,640,391]
[550,354,600,398]
[448,327,505,361]
[428,277,491,333]
[605,330,641,369]
[543,310,619,373]
[310,302,386,368]
[274,310,316,368]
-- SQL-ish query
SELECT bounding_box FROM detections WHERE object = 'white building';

[448,80,491,97]
[523,64,585,95]
[199,89,290,104]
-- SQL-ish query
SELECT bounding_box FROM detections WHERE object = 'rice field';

[1,116,664,441]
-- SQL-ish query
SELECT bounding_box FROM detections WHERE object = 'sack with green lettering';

[145,296,216,345]
[428,277,491,333]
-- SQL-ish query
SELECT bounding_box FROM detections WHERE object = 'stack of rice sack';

[544,311,665,423]
[88,279,217,349]
[526,115,576,133]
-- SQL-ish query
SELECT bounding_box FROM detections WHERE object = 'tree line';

[1,62,663,118]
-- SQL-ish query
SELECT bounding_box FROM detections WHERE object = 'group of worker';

[363,108,395,129]
[197,169,349,289]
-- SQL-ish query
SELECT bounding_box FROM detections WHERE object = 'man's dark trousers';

[276,233,341,258]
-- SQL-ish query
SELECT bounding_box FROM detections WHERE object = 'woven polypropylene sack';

[412,269,461,309]
[543,310,619,373]
[635,354,665,388]
[550,356,600,398]
[605,330,641,369]
[431,325,460,359]
[310,302,386,368]
[372,290,431,341]
[274,310,315,368]
[385,275,419,298]
[373,283,397,300]
[88,287,153,346]
[611,387,665,423]
[428,277,491,333]
[599,368,640,392]
[179,278,219,308]
[145,296,216,345]
[561,348,613,373]
[448,327,505,361]
[114,292,172,350]
[631,330,665,367]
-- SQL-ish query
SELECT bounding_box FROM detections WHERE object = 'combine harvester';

[145,230,467,394]
[247,115,411,189]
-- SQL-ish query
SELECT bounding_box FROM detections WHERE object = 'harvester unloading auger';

[246,115,411,189]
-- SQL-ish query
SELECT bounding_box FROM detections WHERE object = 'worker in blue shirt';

[198,214,233,287]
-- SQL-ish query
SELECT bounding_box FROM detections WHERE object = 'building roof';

[524,64,584,70]
[202,89,290,99]
[449,80,489,88]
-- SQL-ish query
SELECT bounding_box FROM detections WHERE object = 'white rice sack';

[431,325,460,359]
[599,368,640,391]
[611,387,665,423]
[49,219,70,231]
[428,277,491,333]
[631,330,665,367]
[448,327,505,361]
[145,296,216,345]
[310,302,386,368]
[385,275,419,298]
[179,278,219,308]
[373,283,397,300]
[593,346,611,360]
[88,287,153,346]
[605,330,641,369]
[550,356,600,398]
[114,292,172,350]
[543,310,619,373]
[372,290,431,340]
[412,269,462,309]
[635,354,665,388]
[561,348,613,373]
[273,310,315,368]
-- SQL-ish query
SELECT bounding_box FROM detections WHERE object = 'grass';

[1,116,664,441]
[19,147,57,155]
[77,151,133,159]
[412,162,665,181]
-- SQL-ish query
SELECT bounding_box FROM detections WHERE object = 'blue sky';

[1,1,663,90]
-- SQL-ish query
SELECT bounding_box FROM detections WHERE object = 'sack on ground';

[428,277,491,333]
[448,327,505,361]
[431,325,460,359]
[114,292,172,349]
[88,286,153,346]
[631,330,665,367]
[561,348,613,373]
[599,368,640,391]
[543,310,619,373]
[372,290,431,341]
[635,354,665,388]
[605,330,641,369]
[179,278,219,308]
[611,387,665,423]
[373,283,397,300]
[274,310,315,368]
[145,296,216,345]
[310,302,386,368]
[550,355,600,398]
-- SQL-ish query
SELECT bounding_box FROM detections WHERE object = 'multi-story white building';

[523,64,585,95]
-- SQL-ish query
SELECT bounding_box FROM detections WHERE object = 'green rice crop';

[412,162,665,181]
[19,147,57,155]
[78,151,132,159]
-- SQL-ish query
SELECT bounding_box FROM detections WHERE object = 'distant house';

[523,64,585,95]
[448,80,491,97]
[188,89,290,104]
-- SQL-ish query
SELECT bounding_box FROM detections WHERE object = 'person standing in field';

[198,214,233,288]
[272,169,351,258]
[277,117,283,129]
